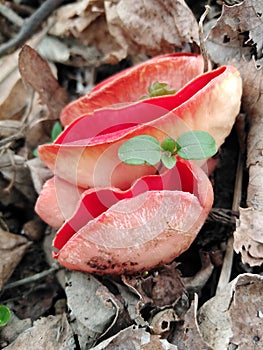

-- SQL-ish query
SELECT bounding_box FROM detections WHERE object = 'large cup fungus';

[35,53,242,275]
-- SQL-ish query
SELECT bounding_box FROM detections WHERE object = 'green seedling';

[0,305,11,327]
[118,131,217,170]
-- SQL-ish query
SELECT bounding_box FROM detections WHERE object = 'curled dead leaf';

[197,273,263,349]
[206,0,263,65]
[4,314,74,350]
[48,0,199,64]
[0,228,31,291]
[106,0,199,57]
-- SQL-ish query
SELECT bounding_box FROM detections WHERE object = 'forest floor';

[0,0,262,349]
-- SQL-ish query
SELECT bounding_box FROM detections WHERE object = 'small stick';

[3,263,60,290]
[0,0,65,57]
[0,3,24,27]
[199,5,210,73]
[216,150,244,295]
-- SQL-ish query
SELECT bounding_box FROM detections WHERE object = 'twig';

[3,263,60,290]
[0,3,24,27]
[198,5,210,73]
[0,0,65,57]
[216,150,244,294]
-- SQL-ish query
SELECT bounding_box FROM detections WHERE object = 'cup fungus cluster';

[35,53,242,275]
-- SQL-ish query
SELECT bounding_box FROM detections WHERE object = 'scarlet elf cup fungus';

[35,53,242,275]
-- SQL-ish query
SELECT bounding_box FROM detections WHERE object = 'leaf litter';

[0,0,262,349]
[206,0,263,266]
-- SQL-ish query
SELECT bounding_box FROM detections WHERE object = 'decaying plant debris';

[0,0,262,349]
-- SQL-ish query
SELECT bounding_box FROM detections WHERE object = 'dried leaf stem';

[0,0,65,57]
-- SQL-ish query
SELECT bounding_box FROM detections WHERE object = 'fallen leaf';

[91,325,178,350]
[0,78,29,121]
[0,50,28,121]
[18,45,68,119]
[49,0,122,65]
[65,271,129,349]
[206,0,263,65]
[48,0,199,65]
[169,295,212,349]
[0,120,22,139]
[12,283,60,321]
[0,313,32,345]
[149,308,177,335]
[0,228,31,291]
[105,0,199,57]
[140,264,185,307]
[197,273,263,349]
[27,157,53,195]
[0,151,36,203]
[4,314,75,350]
[49,0,103,37]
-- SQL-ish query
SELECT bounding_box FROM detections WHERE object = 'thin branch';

[216,150,244,295]
[199,5,210,73]
[0,3,24,27]
[0,0,65,57]
[3,264,60,290]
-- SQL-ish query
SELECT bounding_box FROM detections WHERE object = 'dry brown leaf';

[5,314,74,350]
[48,0,199,65]
[49,0,104,37]
[0,120,22,139]
[105,0,199,57]
[0,152,36,203]
[197,273,263,349]
[27,157,53,194]
[49,0,122,65]
[149,308,177,335]
[91,325,178,350]
[0,77,29,121]
[18,45,68,119]
[0,314,32,345]
[0,51,30,121]
[0,228,31,291]
[0,29,57,120]
[122,263,186,308]
[65,270,129,349]
[206,0,263,65]
[169,295,212,349]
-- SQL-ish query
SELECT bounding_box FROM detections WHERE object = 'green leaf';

[51,121,62,141]
[33,147,38,157]
[140,81,176,99]
[148,81,176,97]
[118,135,161,166]
[161,137,176,153]
[176,131,217,160]
[0,305,11,327]
[161,154,177,169]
